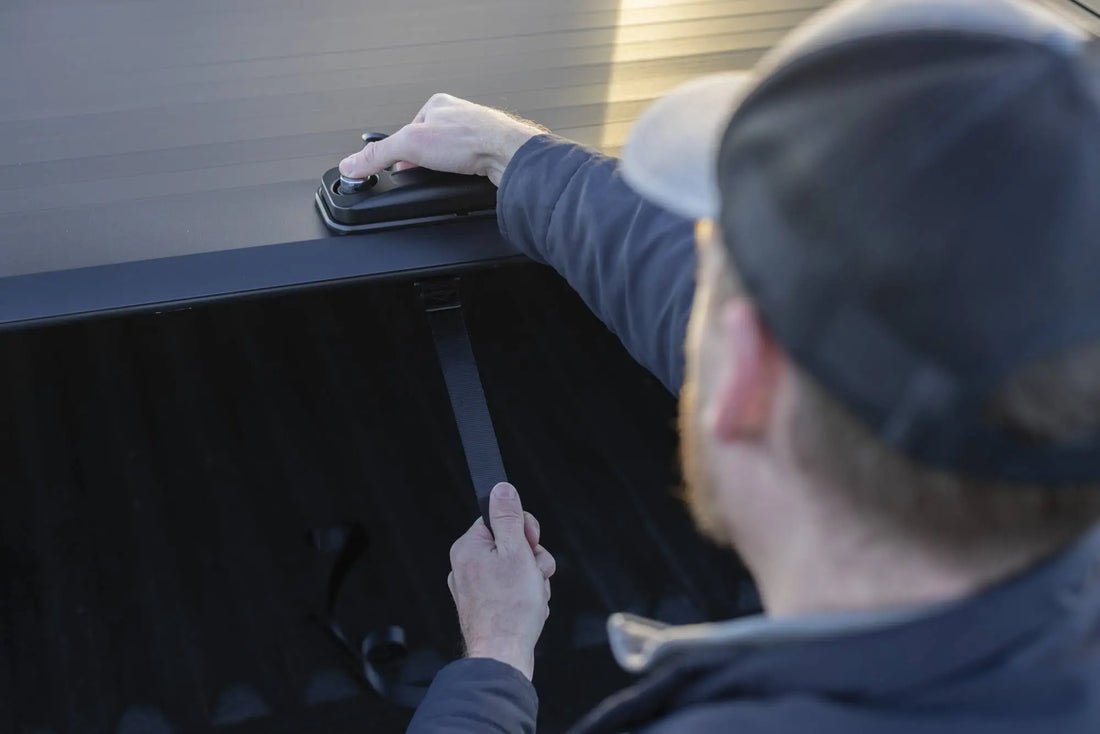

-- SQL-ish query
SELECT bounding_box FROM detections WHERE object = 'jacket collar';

[608,601,936,674]
[608,525,1100,684]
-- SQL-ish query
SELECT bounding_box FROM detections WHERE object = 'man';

[339,0,1100,731]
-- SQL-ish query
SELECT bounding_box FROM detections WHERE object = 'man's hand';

[339,94,545,186]
[447,482,556,681]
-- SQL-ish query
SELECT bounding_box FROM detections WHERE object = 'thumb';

[488,483,526,553]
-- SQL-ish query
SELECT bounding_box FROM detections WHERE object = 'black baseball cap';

[620,0,1100,483]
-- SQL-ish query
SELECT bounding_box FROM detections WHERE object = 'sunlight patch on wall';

[595,0,827,154]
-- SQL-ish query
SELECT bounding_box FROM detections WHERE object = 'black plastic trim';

[0,218,520,331]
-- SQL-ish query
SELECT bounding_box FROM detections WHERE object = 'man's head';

[623,0,1100,614]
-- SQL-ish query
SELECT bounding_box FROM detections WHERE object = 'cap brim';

[620,72,756,221]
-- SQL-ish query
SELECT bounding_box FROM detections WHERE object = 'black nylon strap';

[419,278,507,529]
[302,279,507,711]
[308,524,433,709]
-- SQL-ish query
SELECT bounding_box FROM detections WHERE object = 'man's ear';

[709,299,784,442]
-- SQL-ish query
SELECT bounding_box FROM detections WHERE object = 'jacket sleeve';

[497,134,697,394]
[406,658,539,734]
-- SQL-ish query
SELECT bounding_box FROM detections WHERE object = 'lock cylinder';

[338,174,371,195]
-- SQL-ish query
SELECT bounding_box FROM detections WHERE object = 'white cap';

[619,0,1089,221]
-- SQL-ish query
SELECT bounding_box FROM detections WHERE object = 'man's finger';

[523,512,540,549]
[467,516,494,546]
[413,92,448,123]
[488,482,526,553]
[451,518,493,569]
[339,125,415,178]
[533,545,556,579]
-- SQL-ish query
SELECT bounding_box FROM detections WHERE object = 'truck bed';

[0,265,759,734]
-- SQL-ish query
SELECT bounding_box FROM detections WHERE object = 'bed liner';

[0,264,760,734]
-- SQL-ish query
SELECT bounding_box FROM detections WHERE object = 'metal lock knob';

[338,174,369,195]
[336,131,390,195]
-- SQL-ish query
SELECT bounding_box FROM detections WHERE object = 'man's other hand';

[447,482,556,681]
[339,94,544,186]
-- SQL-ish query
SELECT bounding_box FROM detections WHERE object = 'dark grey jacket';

[406,135,1100,734]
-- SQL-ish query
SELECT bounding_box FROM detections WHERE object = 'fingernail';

[494,482,515,499]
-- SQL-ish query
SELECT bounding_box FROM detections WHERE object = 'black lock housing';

[315,132,497,234]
